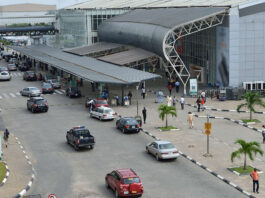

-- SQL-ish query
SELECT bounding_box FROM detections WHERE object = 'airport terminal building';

[56,0,265,92]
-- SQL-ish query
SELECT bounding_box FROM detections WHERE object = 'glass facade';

[181,27,217,85]
[91,14,115,31]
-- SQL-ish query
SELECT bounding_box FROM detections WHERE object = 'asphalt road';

[0,60,245,198]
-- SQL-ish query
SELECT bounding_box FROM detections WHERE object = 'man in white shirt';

[180,97,185,110]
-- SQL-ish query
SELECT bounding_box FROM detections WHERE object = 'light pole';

[136,85,139,116]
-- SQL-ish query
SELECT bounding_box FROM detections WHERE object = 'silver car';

[20,87,41,97]
[146,140,180,161]
[90,107,117,120]
[46,79,61,89]
[7,64,17,71]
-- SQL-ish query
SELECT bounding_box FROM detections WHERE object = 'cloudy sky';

[0,0,88,9]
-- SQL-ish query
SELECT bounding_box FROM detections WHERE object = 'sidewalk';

[113,96,265,198]
[0,131,32,198]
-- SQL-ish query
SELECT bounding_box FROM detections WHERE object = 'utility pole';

[203,113,212,157]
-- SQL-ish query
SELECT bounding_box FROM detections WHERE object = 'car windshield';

[123,177,140,184]
[71,87,78,91]
[74,130,90,136]
[36,100,46,105]
[51,79,58,83]
[43,84,52,88]
[1,72,8,75]
[125,119,138,125]
[30,88,38,91]
[104,109,114,114]
[159,143,175,149]
[96,100,107,104]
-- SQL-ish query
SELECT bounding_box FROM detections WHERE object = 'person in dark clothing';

[128,91,132,105]
[196,97,201,112]
[4,128,10,148]
[142,107,147,124]
[168,84,172,95]
[262,125,265,144]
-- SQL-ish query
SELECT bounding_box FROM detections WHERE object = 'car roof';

[97,106,112,110]
[154,140,172,145]
[123,117,136,120]
[116,169,137,178]
[31,97,44,100]
[27,87,38,89]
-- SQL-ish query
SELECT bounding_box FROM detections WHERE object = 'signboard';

[204,123,212,130]
[205,130,211,135]
[189,78,197,96]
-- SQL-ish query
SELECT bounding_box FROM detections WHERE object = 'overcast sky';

[0,0,88,9]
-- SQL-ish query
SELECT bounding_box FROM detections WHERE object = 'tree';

[231,139,263,170]
[237,91,265,120]
[158,104,177,128]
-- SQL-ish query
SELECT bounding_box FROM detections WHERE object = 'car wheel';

[74,144,79,151]
[146,147,150,154]
[156,154,160,161]
[115,189,120,198]
[90,145,94,149]
[66,137,70,144]
[105,179,110,189]
[122,128,125,134]
[99,116,102,121]
[116,124,119,129]
[31,107,34,113]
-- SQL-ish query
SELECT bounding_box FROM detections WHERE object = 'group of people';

[167,78,180,96]
[196,91,206,112]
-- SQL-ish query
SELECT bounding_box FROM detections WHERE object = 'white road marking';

[55,90,63,94]
[0,95,2,99]
[17,73,23,76]
[61,89,66,93]
[16,92,21,96]
[9,93,16,98]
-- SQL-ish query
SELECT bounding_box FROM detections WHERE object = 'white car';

[20,87,41,97]
[146,140,180,161]
[90,107,117,120]
[0,71,11,81]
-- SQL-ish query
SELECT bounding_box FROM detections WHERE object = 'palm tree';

[158,104,177,128]
[231,139,263,170]
[237,91,265,120]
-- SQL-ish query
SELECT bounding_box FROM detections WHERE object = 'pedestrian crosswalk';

[0,89,66,100]
[9,72,23,77]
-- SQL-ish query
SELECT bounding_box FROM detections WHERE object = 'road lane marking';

[9,93,16,98]
[0,95,2,99]
[2,93,9,99]
[55,90,63,94]
[16,92,21,95]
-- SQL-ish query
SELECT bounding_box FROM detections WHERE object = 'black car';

[23,71,37,81]
[42,83,54,94]
[66,87,81,98]
[19,64,29,71]
[66,126,95,150]
[27,97,48,113]
[116,117,141,133]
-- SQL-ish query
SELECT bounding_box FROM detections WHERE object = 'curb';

[11,134,35,198]
[141,129,255,198]
[194,115,264,134]
[0,161,10,186]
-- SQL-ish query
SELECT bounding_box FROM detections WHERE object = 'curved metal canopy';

[98,7,228,94]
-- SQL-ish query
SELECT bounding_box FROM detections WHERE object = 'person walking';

[141,87,146,99]
[201,98,205,111]
[250,168,259,193]
[188,112,194,129]
[128,91,132,105]
[175,80,180,93]
[173,96,177,107]
[180,96,185,110]
[142,107,147,124]
[201,91,206,102]
[168,84,172,95]
[196,97,201,112]
[4,128,9,148]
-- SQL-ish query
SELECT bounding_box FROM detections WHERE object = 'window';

[92,36,98,43]
[159,143,175,149]
[123,177,140,184]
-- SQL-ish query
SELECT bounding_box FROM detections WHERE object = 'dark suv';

[66,126,95,150]
[116,117,141,134]
[23,71,37,81]
[27,97,48,113]
[66,87,81,98]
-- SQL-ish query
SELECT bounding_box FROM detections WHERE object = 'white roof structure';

[65,0,257,9]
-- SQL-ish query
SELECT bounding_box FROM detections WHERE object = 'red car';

[94,98,109,108]
[105,169,144,198]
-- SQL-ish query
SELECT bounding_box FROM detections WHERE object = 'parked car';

[43,74,55,82]
[23,71,37,81]
[27,97,48,113]
[105,169,144,198]
[46,79,61,89]
[66,126,95,150]
[7,63,17,71]
[146,140,180,161]
[90,107,117,120]
[116,117,141,133]
[9,58,17,64]
[20,87,41,97]
[0,67,8,72]
[66,87,81,98]
[18,64,29,71]
[42,83,54,94]
[93,98,109,109]
[0,71,11,81]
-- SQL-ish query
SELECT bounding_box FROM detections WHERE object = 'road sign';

[205,129,211,135]
[204,122,212,130]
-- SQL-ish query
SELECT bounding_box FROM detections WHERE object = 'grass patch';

[0,162,7,183]
[232,166,254,174]
[159,126,177,131]
[242,119,260,123]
